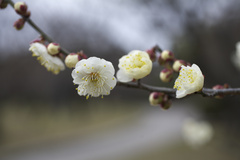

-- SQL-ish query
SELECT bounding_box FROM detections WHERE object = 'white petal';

[116,69,133,83]
[29,43,47,56]
[176,90,187,98]
[104,76,117,89]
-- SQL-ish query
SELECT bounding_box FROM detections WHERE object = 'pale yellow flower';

[117,50,152,82]
[174,64,204,98]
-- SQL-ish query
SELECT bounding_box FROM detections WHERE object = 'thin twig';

[117,81,176,98]
[7,0,70,55]
[201,88,240,97]
[117,81,240,98]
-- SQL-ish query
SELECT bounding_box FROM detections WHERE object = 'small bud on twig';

[14,2,28,15]
[47,43,60,55]
[13,18,25,30]
[160,97,171,110]
[172,59,187,72]
[149,92,164,106]
[65,53,79,68]
[77,50,87,60]
[146,48,156,62]
[0,0,8,9]
[160,68,173,82]
[158,50,174,65]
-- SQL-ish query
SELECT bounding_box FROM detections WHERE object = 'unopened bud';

[149,92,164,106]
[13,18,25,30]
[146,48,156,62]
[65,53,80,68]
[24,11,31,18]
[172,60,187,72]
[14,2,28,15]
[77,51,87,60]
[0,0,8,9]
[160,68,173,82]
[160,99,171,110]
[161,50,174,61]
[47,43,60,55]
[158,50,174,65]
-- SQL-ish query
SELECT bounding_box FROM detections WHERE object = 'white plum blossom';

[182,118,214,148]
[72,57,117,99]
[232,42,240,70]
[174,64,204,98]
[29,42,65,74]
[117,50,152,82]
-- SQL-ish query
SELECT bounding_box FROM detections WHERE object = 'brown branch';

[201,88,240,97]
[117,81,240,98]
[117,81,176,98]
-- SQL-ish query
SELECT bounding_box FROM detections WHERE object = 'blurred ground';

[1,100,236,160]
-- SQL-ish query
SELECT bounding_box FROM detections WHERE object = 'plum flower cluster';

[117,50,152,82]
[146,46,204,108]
[2,1,208,102]
[3,0,240,106]
[29,42,65,74]
[72,57,117,99]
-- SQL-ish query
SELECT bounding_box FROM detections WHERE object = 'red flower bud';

[14,2,28,15]
[158,50,174,65]
[172,59,187,72]
[77,51,87,60]
[13,18,25,30]
[146,48,156,62]
[0,0,8,9]
[149,92,164,106]
[47,43,60,55]
[160,68,173,82]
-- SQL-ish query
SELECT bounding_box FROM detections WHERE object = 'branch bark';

[117,81,240,98]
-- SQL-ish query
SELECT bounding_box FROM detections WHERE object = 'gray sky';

[0,0,234,58]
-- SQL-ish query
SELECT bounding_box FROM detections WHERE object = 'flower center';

[90,72,100,81]
[132,54,145,68]
[174,68,197,90]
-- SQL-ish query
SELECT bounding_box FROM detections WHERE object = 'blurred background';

[1,0,240,159]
